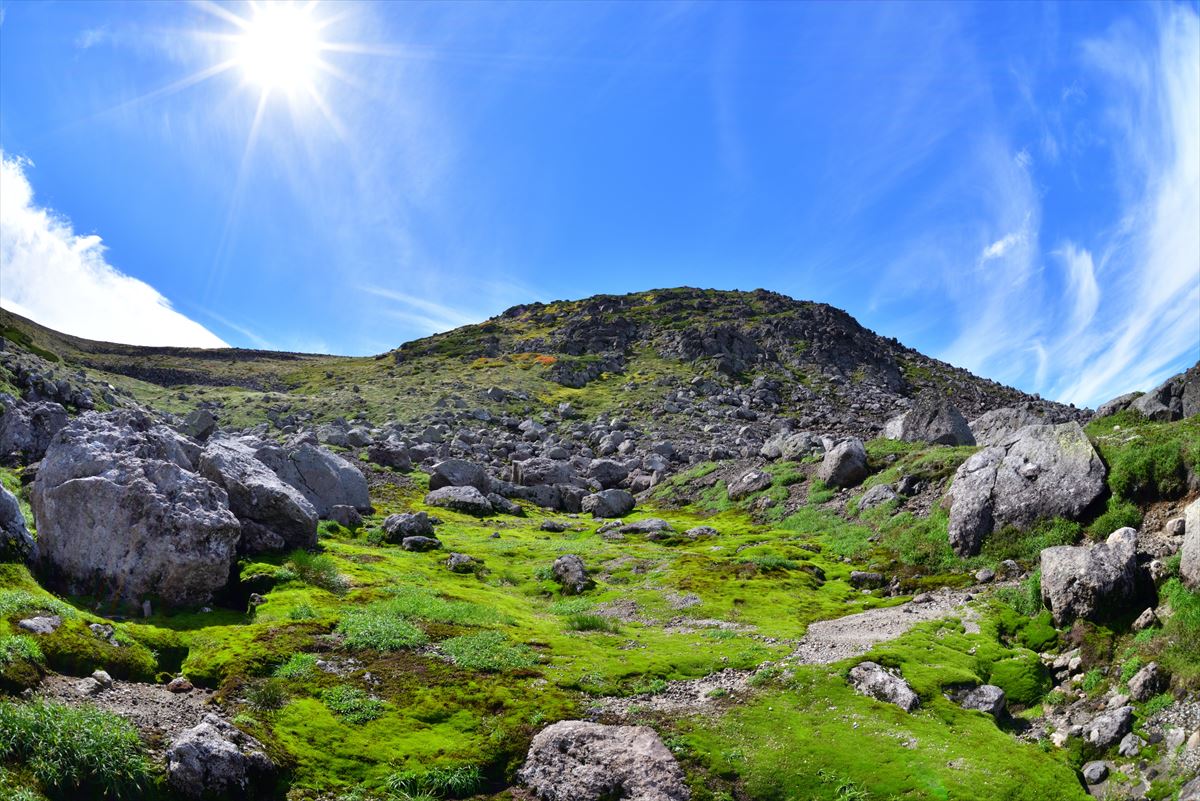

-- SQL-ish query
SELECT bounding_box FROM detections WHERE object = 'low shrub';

[246,677,288,712]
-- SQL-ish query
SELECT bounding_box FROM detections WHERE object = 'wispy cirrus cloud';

[0,152,227,348]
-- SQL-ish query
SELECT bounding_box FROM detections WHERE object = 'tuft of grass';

[0,635,42,667]
[274,652,319,680]
[381,586,503,626]
[321,685,385,724]
[285,549,349,595]
[1088,498,1143,538]
[441,631,535,671]
[983,519,1079,566]
[246,677,289,712]
[337,605,428,651]
[566,614,621,633]
[0,700,152,798]
[1080,669,1104,693]
[0,589,75,620]
[743,554,799,572]
[385,764,483,797]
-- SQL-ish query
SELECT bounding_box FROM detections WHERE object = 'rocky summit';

[0,290,1198,801]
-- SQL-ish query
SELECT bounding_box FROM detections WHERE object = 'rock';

[1081,761,1108,785]
[517,720,689,801]
[974,568,995,583]
[425,485,494,516]
[446,552,478,573]
[847,661,919,711]
[857,483,897,511]
[540,520,568,533]
[0,400,68,462]
[957,685,1005,718]
[683,526,718,539]
[488,493,524,516]
[179,409,217,441]
[0,484,34,561]
[968,407,1044,447]
[1182,497,1200,591]
[91,669,113,689]
[328,505,362,529]
[726,469,772,501]
[1127,662,1168,702]
[760,431,821,461]
[32,411,240,608]
[514,457,577,487]
[401,536,442,552]
[382,512,434,541]
[367,440,412,471]
[1132,607,1158,631]
[166,714,274,799]
[588,459,629,489]
[1117,732,1144,757]
[75,677,104,696]
[1094,392,1142,419]
[947,422,1106,556]
[1083,706,1133,750]
[552,554,594,595]
[620,518,674,536]
[849,571,884,589]
[17,615,61,634]
[1040,527,1139,625]
[1131,364,1200,421]
[885,397,974,446]
[818,438,868,489]
[167,676,194,693]
[582,488,635,519]
[1181,775,1200,801]
[198,438,318,553]
[428,459,491,493]
[255,434,370,517]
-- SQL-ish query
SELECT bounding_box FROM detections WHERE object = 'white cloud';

[358,285,480,334]
[0,152,227,348]
[980,229,1025,262]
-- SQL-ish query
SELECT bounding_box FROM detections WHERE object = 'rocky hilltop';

[0,289,1198,801]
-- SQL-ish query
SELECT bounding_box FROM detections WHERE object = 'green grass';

[0,700,153,799]
[286,549,350,595]
[274,652,319,680]
[337,605,428,651]
[440,631,535,671]
[321,685,386,724]
[566,614,621,633]
[0,635,41,667]
[385,764,483,797]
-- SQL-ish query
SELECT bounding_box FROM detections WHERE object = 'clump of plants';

[321,685,385,724]
[441,631,535,671]
[285,549,349,595]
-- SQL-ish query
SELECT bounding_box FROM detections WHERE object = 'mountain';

[0,288,1197,801]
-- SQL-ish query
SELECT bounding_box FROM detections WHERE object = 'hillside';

[0,290,1198,801]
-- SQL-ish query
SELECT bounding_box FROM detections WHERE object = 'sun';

[235,2,323,92]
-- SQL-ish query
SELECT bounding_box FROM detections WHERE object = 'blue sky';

[1,1,1197,408]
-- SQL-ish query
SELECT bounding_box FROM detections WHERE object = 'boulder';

[0,484,34,561]
[847,661,919,711]
[588,459,629,489]
[446,552,477,573]
[849,570,884,589]
[947,422,1106,556]
[958,684,1006,718]
[1127,662,1168,702]
[1117,732,1144,757]
[817,438,868,489]
[328,505,362,529]
[1081,761,1109,785]
[1083,705,1133,750]
[166,714,274,799]
[367,440,411,471]
[552,554,594,595]
[254,434,370,517]
[0,400,68,462]
[1094,392,1142,419]
[179,409,217,441]
[1131,364,1200,421]
[857,483,897,511]
[760,431,822,461]
[726,469,772,501]
[884,397,974,446]
[1040,527,1139,626]
[32,411,240,607]
[582,489,635,519]
[517,720,689,801]
[1181,774,1200,801]
[968,407,1043,447]
[401,536,442,552]
[382,512,434,542]
[428,459,491,493]
[514,457,577,487]
[198,438,318,553]
[425,485,494,516]
[1182,497,1200,591]
[17,615,61,634]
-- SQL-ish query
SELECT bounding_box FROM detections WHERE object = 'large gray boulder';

[428,459,490,493]
[1127,661,1168,702]
[587,459,629,489]
[582,488,635,519]
[0,484,34,561]
[726,469,772,501]
[1040,527,1139,626]
[1131,364,1200,421]
[513,457,577,487]
[847,661,919,711]
[957,684,1006,718]
[382,511,434,542]
[884,397,974,446]
[551,554,594,595]
[1083,706,1133,750]
[178,408,217,442]
[947,422,1106,556]
[968,407,1044,447]
[760,431,822,461]
[425,485,494,516]
[254,434,369,517]
[199,438,318,553]
[32,411,241,607]
[367,439,411,471]
[1182,497,1200,591]
[166,714,274,799]
[818,438,868,489]
[0,399,68,462]
[518,720,689,801]
[1094,392,1143,419]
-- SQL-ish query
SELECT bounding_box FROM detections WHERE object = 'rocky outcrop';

[0,484,33,561]
[1182,497,1200,591]
[818,438,867,488]
[166,714,275,799]
[254,433,370,517]
[518,720,689,801]
[425,485,494,516]
[1039,527,1139,626]
[884,397,974,446]
[0,399,69,464]
[947,422,1106,556]
[847,661,919,711]
[32,411,241,607]
[1130,364,1199,421]
[198,438,318,553]
[1094,392,1143,419]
